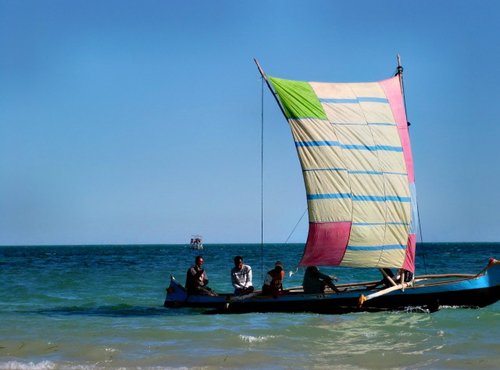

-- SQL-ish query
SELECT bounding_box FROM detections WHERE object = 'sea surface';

[1,243,499,369]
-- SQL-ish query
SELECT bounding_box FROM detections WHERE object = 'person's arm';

[279,270,285,290]
[317,271,332,282]
[231,269,236,287]
[246,266,253,288]
[202,270,208,285]
[263,272,272,286]
[231,269,244,289]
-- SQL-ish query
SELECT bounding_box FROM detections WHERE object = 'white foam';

[0,361,101,370]
[239,334,275,343]
[0,361,56,370]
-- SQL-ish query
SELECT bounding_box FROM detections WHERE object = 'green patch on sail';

[269,77,326,120]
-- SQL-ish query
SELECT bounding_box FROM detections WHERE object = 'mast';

[397,55,427,274]
[396,54,410,128]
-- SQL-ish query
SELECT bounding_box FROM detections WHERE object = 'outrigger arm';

[358,282,410,307]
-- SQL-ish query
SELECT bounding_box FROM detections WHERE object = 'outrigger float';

[165,58,499,314]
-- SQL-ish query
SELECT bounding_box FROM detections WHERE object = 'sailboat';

[164,58,499,314]
[189,235,203,250]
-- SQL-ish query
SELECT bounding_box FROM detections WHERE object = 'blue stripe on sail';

[359,97,388,103]
[353,222,410,226]
[302,169,408,176]
[347,244,405,251]
[295,140,341,147]
[342,144,371,150]
[307,193,351,200]
[319,97,389,104]
[307,194,411,202]
[367,122,397,126]
[376,145,402,152]
[349,170,384,175]
[303,167,347,172]
[342,144,403,152]
[385,171,408,176]
[321,98,358,104]
[352,195,411,202]
[349,170,408,176]
[331,122,396,126]
[295,141,402,152]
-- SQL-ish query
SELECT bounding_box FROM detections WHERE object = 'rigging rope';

[417,204,428,274]
[260,75,265,281]
[285,209,307,279]
[284,208,307,244]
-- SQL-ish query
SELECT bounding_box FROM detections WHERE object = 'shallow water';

[1,243,499,369]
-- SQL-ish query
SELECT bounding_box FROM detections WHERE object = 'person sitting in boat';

[371,268,413,289]
[231,255,254,295]
[185,255,217,296]
[370,268,396,289]
[262,261,285,297]
[302,266,340,294]
[398,269,414,283]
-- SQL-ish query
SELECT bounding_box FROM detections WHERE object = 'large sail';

[269,74,417,272]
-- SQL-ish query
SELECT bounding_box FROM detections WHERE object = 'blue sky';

[1,0,500,245]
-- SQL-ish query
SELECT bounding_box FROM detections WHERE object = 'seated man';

[371,268,413,289]
[371,268,396,289]
[185,255,217,296]
[302,266,340,294]
[262,261,285,296]
[231,256,254,295]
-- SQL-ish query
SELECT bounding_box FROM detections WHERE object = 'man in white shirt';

[231,256,254,295]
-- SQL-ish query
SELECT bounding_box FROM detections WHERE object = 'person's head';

[195,255,204,267]
[234,256,243,270]
[274,261,283,272]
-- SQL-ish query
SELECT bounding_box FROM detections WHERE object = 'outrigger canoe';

[164,259,500,314]
[165,58,500,314]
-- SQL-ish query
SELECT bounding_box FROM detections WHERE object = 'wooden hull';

[164,260,500,314]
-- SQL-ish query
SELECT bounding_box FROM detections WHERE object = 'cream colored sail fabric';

[269,75,416,271]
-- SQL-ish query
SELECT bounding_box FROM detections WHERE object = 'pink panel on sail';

[299,222,351,266]
[402,234,416,273]
[379,77,415,183]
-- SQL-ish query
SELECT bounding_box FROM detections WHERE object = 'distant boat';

[189,235,203,250]
[165,58,499,313]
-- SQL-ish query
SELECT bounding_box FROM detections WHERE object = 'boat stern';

[484,258,500,286]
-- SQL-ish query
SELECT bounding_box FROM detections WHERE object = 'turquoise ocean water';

[1,243,499,369]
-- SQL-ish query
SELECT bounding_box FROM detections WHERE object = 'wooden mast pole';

[396,54,408,124]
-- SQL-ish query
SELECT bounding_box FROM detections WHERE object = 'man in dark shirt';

[185,255,216,296]
[302,266,340,294]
